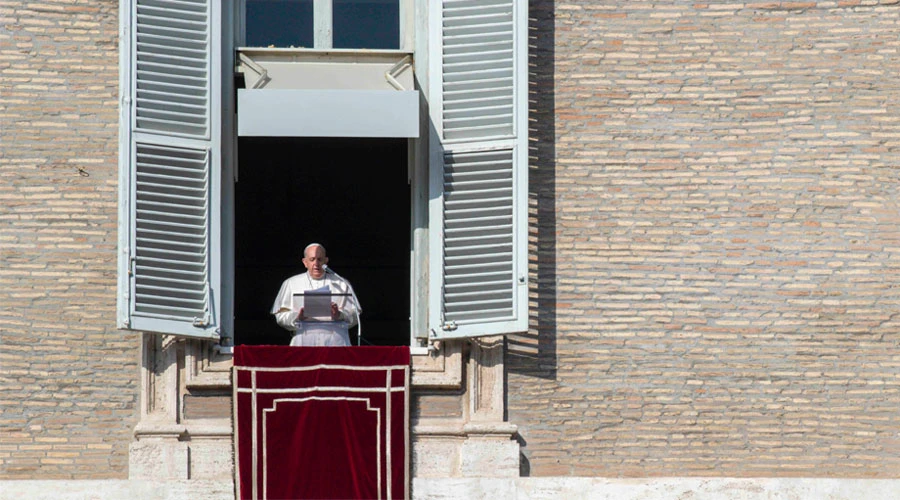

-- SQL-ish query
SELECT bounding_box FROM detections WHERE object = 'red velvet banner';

[234,346,410,500]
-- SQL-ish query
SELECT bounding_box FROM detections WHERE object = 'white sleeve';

[275,309,300,332]
[272,278,299,332]
[336,279,361,327]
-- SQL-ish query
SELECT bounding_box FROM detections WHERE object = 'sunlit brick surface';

[510,0,900,477]
[0,0,138,479]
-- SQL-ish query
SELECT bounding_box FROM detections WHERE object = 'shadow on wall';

[506,0,557,382]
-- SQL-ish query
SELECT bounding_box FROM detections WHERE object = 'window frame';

[238,0,414,51]
[118,0,527,345]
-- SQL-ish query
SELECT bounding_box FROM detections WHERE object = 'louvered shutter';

[117,0,224,338]
[428,0,527,339]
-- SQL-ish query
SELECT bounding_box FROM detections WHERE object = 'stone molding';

[5,478,900,500]
[411,340,464,388]
[185,339,233,390]
[131,334,518,481]
[411,478,900,500]
[130,334,233,482]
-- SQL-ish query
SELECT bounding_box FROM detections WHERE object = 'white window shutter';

[118,0,223,339]
[428,0,527,339]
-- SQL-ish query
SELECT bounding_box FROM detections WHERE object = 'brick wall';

[510,1,900,476]
[4,0,900,483]
[0,0,138,479]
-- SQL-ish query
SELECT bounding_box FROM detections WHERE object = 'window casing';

[118,0,527,343]
[241,0,411,51]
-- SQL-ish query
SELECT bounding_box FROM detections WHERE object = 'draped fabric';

[234,346,410,500]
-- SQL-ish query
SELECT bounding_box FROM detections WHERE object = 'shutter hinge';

[442,320,458,331]
[192,317,209,328]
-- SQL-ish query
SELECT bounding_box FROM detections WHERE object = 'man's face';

[302,246,328,279]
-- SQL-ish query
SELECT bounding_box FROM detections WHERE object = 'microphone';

[322,265,363,345]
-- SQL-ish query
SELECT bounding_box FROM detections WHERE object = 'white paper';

[292,286,332,321]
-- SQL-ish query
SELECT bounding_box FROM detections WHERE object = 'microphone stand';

[323,265,363,346]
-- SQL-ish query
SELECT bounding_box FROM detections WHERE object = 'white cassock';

[271,272,361,347]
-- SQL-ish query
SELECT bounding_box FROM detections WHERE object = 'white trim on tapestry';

[237,386,407,394]
[236,364,411,372]
[262,397,382,500]
[385,371,392,500]
[238,363,410,499]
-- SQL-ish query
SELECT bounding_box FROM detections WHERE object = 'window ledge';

[409,345,435,356]
[214,345,233,355]
[237,47,412,57]
[236,47,414,92]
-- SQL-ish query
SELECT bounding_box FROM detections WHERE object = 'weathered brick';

[0,0,137,480]
[510,0,900,477]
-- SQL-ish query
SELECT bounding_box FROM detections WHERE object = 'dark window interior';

[234,137,410,346]
[333,0,399,49]
[244,0,399,49]
[245,0,314,48]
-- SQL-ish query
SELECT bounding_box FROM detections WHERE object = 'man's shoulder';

[325,273,352,288]
[283,272,309,284]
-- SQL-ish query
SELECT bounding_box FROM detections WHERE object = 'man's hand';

[331,303,341,321]
[297,307,306,321]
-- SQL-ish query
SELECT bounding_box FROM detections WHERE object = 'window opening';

[234,137,410,346]
[333,0,399,49]
[245,0,314,48]
[244,0,400,49]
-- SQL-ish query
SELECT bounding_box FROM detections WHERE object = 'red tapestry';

[234,346,410,500]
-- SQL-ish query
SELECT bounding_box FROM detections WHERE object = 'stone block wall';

[0,0,138,479]
[510,0,900,477]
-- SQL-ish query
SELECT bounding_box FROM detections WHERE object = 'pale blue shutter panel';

[118,0,223,338]
[428,0,527,339]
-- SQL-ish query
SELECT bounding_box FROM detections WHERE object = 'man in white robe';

[271,243,361,346]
